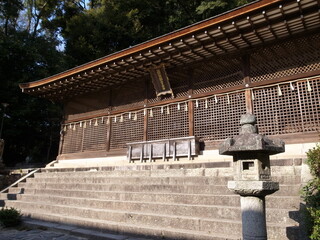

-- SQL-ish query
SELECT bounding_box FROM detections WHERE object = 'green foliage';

[0,207,22,227]
[309,208,320,240]
[307,144,320,177]
[302,144,320,239]
[196,0,228,15]
[0,3,64,166]
[55,0,255,65]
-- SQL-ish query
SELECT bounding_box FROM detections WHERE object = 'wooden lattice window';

[193,57,244,95]
[147,105,189,141]
[251,33,320,83]
[61,124,83,154]
[299,79,320,132]
[82,120,108,151]
[110,112,144,149]
[194,92,246,141]
[253,78,320,135]
[61,120,109,154]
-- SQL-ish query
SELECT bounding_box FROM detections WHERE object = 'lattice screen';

[110,112,144,149]
[299,79,320,132]
[193,57,244,94]
[83,120,108,151]
[253,78,320,135]
[147,105,189,141]
[61,124,83,154]
[251,33,320,83]
[61,120,109,154]
[194,92,246,141]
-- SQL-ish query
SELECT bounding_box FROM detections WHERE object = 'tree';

[0,1,65,166]
[0,0,23,36]
[49,0,255,65]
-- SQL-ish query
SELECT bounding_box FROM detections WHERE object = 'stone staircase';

[0,163,304,240]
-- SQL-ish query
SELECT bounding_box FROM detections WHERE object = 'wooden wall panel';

[194,92,246,142]
[110,112,144,149]
[147,105,189,141]
[253,78,320,135]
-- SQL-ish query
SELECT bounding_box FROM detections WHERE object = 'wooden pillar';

[188,69,194,136]
[106,89,112,151]
[143,78,149,141]
[58,106,67,155]
[58,123,64,155]
[245,90,253,114]
[143,110,148,141]
[242,54,253,114]
[106,119,111,152]
[81,122,85,152]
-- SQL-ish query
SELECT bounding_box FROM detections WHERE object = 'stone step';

[26,174,301,185]
[12,186,300,209]
[0,193,19,200]
[6,200,243,235]
[18,192,238,208]
[12,194,299,224]
[273,185,301,196]
[13,205,298,240]
[16,182,232,195]
[271,175,301,184]
[16,181,301,197]
[26,176,233,185]
[271,166,302,177]
[22,214,240,240]
[10,195,242,221]
[17,188,240,205]
[7,187,24,194]
[1,165,304,240]
[36,168,234,178]
[37,165,301,178]
[266,196,301,209]
[267,223,300,240]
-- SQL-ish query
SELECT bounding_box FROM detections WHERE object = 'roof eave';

[19,0,281,91]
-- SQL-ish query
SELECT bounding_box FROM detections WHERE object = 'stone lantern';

[219,114,285,240]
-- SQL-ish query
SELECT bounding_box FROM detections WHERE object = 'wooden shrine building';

[20,0,320,166]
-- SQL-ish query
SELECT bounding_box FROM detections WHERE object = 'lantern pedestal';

[228,180,279,240]
[219,114,285,240]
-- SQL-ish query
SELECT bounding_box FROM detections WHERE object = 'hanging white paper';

[277,85,282,96]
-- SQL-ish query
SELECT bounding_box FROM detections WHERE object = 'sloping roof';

[19,0,320,101]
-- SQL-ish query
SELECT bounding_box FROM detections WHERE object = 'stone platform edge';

[43,158,304,173]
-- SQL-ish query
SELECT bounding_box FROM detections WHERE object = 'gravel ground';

[0,226,88,240]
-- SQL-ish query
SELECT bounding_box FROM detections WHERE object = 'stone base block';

[228,180,279,196]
